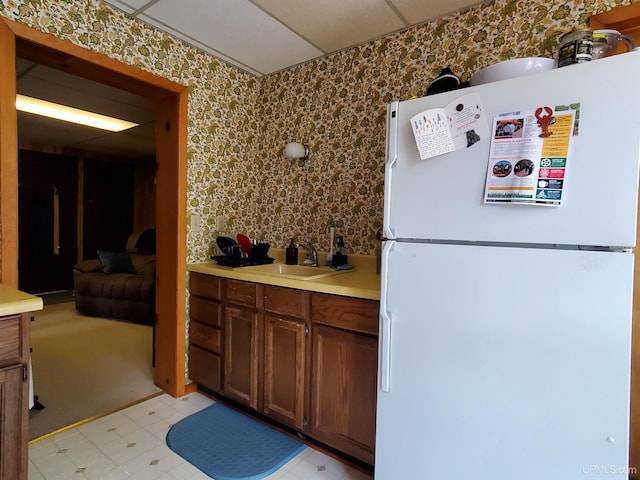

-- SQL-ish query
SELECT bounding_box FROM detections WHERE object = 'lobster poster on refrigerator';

[484,105,576,206]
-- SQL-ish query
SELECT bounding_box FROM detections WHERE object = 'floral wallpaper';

[0,0,637,261]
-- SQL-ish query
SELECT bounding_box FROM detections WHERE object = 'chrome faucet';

[299,242,318,266]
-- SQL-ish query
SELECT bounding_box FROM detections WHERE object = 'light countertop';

[188,249,381,301]
[0,285,43,316]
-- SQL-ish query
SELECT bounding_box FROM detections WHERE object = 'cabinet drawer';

[190,296,222,327]
[190,321,222,353]
[225,279,260,308]
[189,345,222,392]
[264,285,308,319]
[0,316,21,366]
[311,293,379,336]
[190,273,222,300]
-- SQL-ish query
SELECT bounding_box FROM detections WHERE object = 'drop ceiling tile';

[18,113,102,146]
[103,0,156,13]
[18,65,155,124]
[77,130,156,157]
[130,18,264,76]
[16,58,35,76]
[18,113,155,157]
[51,78,153,114]
[140,0,323,75]
[253,0,406,53]
[100,0,138,14]
[390,0,485,24]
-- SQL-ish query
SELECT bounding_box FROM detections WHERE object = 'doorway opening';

[0,18,188,401]
[16,56,163,437]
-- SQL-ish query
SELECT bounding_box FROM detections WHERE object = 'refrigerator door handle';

[383,102,399,240]
[379,240,393,393]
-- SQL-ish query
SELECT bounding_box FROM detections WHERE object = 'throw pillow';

[97,250,136,274]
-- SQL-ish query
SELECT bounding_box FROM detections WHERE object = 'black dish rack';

[211,240,273,267]
[211,255,275,268]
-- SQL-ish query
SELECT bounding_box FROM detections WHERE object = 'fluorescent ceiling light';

[16,94,138,132]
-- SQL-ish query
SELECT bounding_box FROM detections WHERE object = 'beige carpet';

[29,302,162,440]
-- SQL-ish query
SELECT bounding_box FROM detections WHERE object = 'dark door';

[82,159,135,258]
[18,150,78,294]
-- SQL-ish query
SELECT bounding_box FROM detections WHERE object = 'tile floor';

[28,392,373,480]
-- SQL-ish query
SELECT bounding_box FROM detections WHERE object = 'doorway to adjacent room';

[0,18,189,399]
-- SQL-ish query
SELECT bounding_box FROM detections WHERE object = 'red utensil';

[236,233,252,256]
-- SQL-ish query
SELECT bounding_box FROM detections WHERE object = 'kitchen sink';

[242,263,353,281]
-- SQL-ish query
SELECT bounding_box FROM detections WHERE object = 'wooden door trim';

[0,17,188,397]
[0,19,18,288]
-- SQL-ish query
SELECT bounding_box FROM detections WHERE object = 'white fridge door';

[376,241,633,480]
[384,52,640,247]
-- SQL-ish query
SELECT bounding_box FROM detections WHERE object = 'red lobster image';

[535,106,554,138]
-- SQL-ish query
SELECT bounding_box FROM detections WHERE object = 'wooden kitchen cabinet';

[263,286,310,430]
[0,313,31,480]
[310,293,379,465]
[187,272,379,465]
[223,279,262,409]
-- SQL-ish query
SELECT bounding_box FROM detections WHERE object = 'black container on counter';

[286,238,298,265]
[332,236,348,267]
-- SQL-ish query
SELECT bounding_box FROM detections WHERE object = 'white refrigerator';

[376,51,640,480]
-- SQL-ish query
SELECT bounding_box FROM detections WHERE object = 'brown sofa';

[73,230,155,325]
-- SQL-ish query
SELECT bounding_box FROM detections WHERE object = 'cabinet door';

[224,306,260,409]
[263,314,307,430]
[0,364,26,480]
[310,324,377,464]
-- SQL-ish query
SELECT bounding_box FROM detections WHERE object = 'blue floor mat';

[166,403,306,480]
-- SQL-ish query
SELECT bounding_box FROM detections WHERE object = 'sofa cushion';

[74,258,103,274]
[74,271,154,301]
[131,254,156,277]
[97,250,136,274]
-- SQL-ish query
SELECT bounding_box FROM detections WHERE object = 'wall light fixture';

[284,142,310,160]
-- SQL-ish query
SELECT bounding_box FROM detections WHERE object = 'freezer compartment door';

[384,52,640,247]
[375,241,633,480]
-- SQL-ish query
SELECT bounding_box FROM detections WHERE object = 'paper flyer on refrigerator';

[483,106,576,206]
[410,92,489,160]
